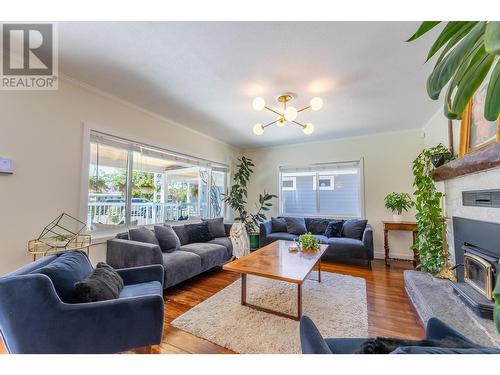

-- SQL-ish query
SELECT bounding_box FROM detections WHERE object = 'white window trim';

[281,176,296,191]
[278,159,365,218]
[80,122,229,233]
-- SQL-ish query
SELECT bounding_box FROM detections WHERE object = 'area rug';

[171,272,368,353]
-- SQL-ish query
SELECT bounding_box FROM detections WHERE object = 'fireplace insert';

[452,217,500,319]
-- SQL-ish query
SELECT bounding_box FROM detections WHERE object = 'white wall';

[0,78,240,275]
[422,109,459,151]
[243,130,425,259]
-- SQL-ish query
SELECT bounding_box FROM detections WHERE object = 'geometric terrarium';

[28,213,91,260]
[37,213,87,248]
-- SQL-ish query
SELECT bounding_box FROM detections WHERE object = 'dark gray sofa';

[260,218,373,267]
[107,223,233,289]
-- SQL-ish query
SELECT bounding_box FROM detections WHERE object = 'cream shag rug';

[171,272,368,353]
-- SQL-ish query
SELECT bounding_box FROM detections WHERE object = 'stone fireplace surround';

[404,166,500,347]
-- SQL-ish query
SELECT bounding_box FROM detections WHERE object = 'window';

[86,130,228,231]
[279,160,363,218]
[281,176,296,191]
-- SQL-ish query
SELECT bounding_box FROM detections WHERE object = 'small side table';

[383,221,419,268]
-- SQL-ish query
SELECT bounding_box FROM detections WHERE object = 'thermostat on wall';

[0,157,13,174]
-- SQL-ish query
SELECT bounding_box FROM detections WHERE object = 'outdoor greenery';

[407,21,499,121]
[89,170,160,201]
[412,145,452,274]
[297,233,320,251]
[223,156,277,233]
[384,192,414,215]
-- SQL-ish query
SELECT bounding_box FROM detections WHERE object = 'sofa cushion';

[32,252,93,303]
[324,220,344,238]
[325,237,367,260]
[284,217,307,235]
[391,346,500,354]
[172,225,189,245]
[314,235,330,244]
[119,281,162,299]
[342,219,368,240]
[180,243,227,271]
[129,227,159,245]
[208,237,233,259]
[271,217,287,233]
[267,232,299,242]
[202,217,226,238]
[185,222,213,243]
[162,251,202,288]
[325,338,368,354]
[154,225,181,253]
[75,262,124,303]
[305,218,330,235]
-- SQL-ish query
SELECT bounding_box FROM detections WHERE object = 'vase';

[393,214,403,222]
[430,152,452,168]
[248,233,260,251]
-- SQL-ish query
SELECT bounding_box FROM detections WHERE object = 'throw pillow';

[75,263,124,303]
[324,220,344,238]
[284,217,307,235]
[271,217,287,233]
[202,217,226,238]
[305,218,331,235]
[342,219,368,240]
[154,225,181,253]
[128,227,159,245]
[185,222,213,243]
[33,251,93,303]
[172,225,189,245]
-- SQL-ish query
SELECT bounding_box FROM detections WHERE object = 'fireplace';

[452,217,500,319]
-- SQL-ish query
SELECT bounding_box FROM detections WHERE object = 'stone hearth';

[404,270,500,348]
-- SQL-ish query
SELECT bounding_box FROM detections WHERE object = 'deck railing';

[87,202,200,227]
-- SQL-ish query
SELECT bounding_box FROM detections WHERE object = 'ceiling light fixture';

[252,93,322,135]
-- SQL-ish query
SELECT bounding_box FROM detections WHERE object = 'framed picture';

[459,80,500,157]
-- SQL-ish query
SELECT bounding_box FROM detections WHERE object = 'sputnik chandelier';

[252,92,323,135]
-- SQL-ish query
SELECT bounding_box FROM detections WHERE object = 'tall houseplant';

[412,146,448,274]
[407,21,499,121]
[223,156,276,249]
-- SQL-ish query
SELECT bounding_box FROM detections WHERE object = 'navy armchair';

[0,252,164,354]
[300,315,500,354]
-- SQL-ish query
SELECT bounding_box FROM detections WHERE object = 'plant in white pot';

[384,192,414,222]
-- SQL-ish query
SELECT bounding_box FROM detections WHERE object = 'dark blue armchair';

[0,252,164,354]
[300,315,500,354]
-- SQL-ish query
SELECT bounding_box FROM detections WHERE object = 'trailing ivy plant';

[223,156,277,234]
[412,146,447,274]
[407,21,499,121]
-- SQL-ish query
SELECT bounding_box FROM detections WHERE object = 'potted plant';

[384,192,414,222]
[223,156,277,250]
[495,270,500,333]
[428,143,453,168]
[296,233,320,251]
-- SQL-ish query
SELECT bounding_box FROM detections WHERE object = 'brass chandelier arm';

[264,106,283,116]
[298,106,310,113]
[263,119,279,128]
[292,120,306,128]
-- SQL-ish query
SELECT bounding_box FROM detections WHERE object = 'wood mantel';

[432,142,500,182]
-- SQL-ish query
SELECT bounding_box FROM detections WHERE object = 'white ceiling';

[58,22,442,149]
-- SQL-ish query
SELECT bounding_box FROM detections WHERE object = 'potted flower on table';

[384,192,414,222]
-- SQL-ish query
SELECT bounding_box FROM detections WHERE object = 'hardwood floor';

[0,259,424,354]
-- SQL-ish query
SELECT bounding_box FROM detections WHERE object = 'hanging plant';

[412,145,449,274]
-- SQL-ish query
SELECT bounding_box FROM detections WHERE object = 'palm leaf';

[451,47,495,115]
[485,60,500,121]
[427,22,486,100]
[485,21,500,55]
[434,22,478,65]
[406,21,441,42]
[426,22,471,62]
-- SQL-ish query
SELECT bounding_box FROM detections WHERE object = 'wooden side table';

[383,221,419,268]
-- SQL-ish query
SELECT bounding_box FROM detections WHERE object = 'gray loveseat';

[107,223,233,289]
[260,217,373,267]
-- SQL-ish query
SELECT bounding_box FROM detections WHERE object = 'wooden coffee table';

[223,240,328,321]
